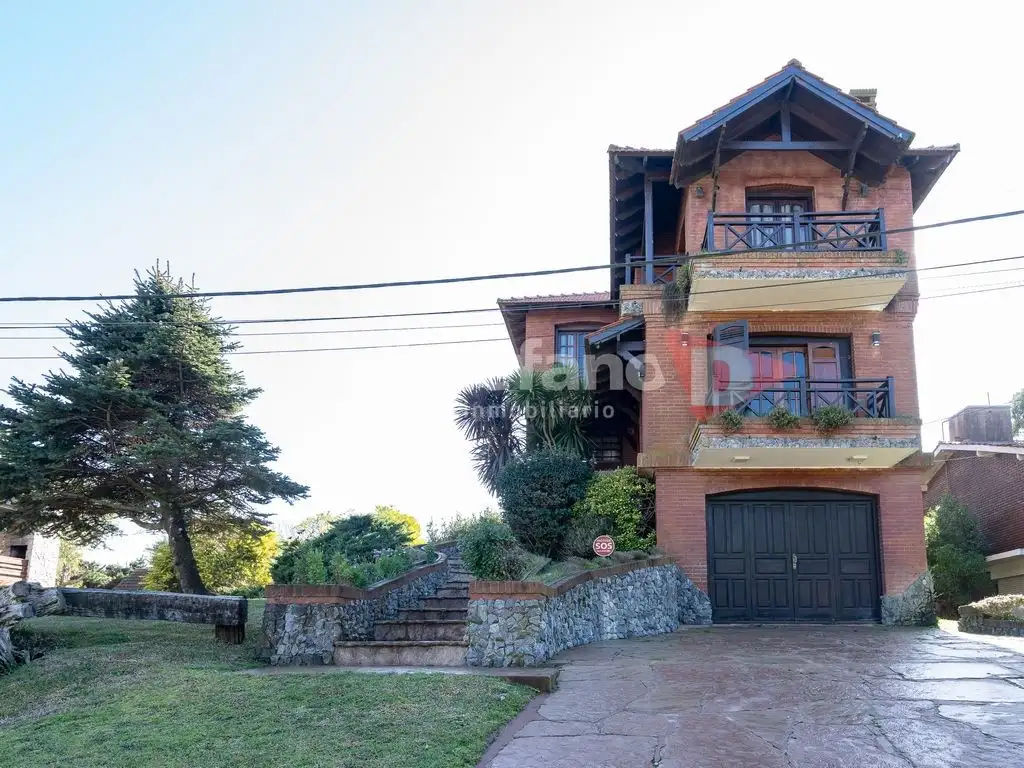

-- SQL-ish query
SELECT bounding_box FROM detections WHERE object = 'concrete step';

[420,597,469,611]
[399,608,467,622]
[446,574,473,584]
[435,586,469,598]
[374,620,467,642]
[333,641,467,667]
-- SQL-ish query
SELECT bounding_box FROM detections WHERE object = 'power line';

[6,250,1024,331]
[3,280,1023,362]
[0,336,510,361]
[1,209,1022,304]
[0,320,506,341]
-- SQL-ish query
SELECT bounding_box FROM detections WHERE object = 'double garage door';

[707,491,880,622]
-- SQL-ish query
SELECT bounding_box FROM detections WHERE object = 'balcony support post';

[885,376,895,418]
[643,179,654,284]
[624,253,632,285]
[709,122,727,212]
[840,122,870,211]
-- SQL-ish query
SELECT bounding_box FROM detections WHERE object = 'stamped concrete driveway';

[481,626,1024,768]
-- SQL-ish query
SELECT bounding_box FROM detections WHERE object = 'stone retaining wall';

[466,558,710,667]
[259,553,449,665]
[958,606,1024,636]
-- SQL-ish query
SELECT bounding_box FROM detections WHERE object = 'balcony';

[689,377,920,469]
[688,209,907,312]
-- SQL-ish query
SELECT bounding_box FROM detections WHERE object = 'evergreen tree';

[0,265,307,593]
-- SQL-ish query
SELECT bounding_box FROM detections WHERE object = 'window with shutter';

[709,320,750,406]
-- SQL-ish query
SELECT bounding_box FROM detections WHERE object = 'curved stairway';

[333,557,472,666]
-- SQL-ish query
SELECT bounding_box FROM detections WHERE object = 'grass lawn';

[0,600,535,768]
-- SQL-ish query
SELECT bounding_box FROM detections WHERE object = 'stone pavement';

[480,625,1024,768]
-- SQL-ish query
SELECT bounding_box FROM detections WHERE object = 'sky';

[1,1,1022,564]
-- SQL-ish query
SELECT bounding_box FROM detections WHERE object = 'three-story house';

[498,61,958,625]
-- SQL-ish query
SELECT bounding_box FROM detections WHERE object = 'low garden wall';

[958,605,1024,637]
[60,587,249,643]
[259,552,450,665]
[466,557,711,667]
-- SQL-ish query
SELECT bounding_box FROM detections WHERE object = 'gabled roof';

[497,292,615,361]
[670,60,915,188]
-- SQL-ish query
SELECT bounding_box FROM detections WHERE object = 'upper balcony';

[687,208,907,313]
[689,376,920,469]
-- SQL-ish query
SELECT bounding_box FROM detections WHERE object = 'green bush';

[458,518,525,581]
[925,495,993,616]
[144,526,279,594]
[271,512,413,584]
[425,509,502,543]
[560,514,611,558]
[573,467,655,552]
[766,404,800,431]
[297,547,328,585]
[810,404,853,433]
[717,410,745,433]
[496,450,593,557]
[966,594,1024,620]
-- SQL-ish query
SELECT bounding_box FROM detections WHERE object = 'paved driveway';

[482,626,1024,768]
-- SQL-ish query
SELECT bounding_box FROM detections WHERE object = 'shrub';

[966,594,1024,620]
[496,450,593,557]
[297,547,328,585]
[572,467,656,552]
[144,526,279,594]
[810,404,853,433]
[561,514,611,558]
[925,495,993,616]
[717,410,745,433]
[271,512,413,584]
[425,509,502,543]
[766,404,800,431]
[458,518,525,581]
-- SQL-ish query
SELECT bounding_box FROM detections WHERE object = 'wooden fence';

[0,556,27,586]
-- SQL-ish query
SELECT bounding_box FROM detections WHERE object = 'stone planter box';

[259,553,449,665]
[466,557,711,668]
[957,605,1024,636]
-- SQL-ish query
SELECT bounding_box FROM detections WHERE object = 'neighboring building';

[923,404,1024,594]
[0,530,59,587]
[499,61,958,624]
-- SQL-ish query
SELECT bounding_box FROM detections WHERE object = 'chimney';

[848,88,877,109]
[946,405,1013,444]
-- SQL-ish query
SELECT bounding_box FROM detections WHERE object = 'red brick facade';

[497,69,950,615]
[924,454,1024,555]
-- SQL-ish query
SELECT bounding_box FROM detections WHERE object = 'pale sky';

[1,1,1021,564]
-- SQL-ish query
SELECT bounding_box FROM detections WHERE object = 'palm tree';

[454,377,523,493]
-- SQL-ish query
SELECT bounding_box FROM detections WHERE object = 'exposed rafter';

[709,123,727,212]
[614,181,644,202]
[841,123,870,210]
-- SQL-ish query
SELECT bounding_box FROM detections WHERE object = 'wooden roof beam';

[709,123,727,212]
[841,123,870,210]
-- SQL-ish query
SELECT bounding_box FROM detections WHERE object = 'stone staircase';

[333,557,472,666]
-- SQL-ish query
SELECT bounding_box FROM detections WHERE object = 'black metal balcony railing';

[702,210,887,253]
[709,377,895,419]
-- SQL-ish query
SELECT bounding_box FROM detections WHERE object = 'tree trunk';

[165,510,208,595]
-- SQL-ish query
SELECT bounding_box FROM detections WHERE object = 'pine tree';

[0,265,308,593]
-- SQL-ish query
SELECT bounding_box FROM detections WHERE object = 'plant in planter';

[717,409,744,433]
[765,404,800,431]
[660,260,693,323]
[811,404,853,434]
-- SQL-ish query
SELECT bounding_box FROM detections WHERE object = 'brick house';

[499,62,958,624]
[923,405,1024,595]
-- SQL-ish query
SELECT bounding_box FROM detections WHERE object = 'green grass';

[0,600,535,767]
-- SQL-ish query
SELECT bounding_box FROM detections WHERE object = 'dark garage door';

[707,491,880,622]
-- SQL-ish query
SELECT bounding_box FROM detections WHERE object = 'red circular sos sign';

[593,535,616,557]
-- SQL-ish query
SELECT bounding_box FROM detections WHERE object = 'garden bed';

[958,594,1024,636]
